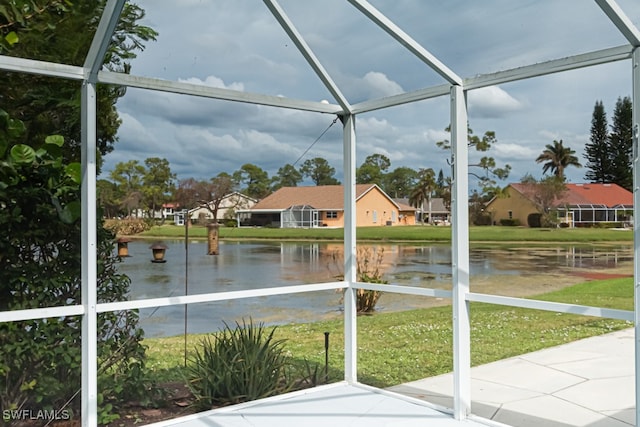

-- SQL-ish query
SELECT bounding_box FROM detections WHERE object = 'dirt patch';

[570,271,632,280]
[107,382,196,427]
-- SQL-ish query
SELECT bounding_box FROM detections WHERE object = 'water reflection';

[117,241,632,337]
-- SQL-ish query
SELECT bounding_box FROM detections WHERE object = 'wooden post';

[207,223,219,255]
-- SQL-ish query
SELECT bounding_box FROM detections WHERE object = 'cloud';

[104,1,639,188]
[492,142,538,161]
[468,86,524,119]
[361,72,404,97]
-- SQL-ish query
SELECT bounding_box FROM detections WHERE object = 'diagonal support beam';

[84,0,126,80]
[347,0,462,86]
[595,0,640,47]
[263,0,352,112]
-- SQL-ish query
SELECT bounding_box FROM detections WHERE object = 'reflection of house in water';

[238,184,416,228]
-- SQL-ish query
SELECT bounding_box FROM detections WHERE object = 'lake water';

[117,240,633,337]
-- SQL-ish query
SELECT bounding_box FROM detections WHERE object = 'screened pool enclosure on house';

[1,0,640,426]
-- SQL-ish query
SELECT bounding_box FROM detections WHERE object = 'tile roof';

[565,183,633,206]
[251,184,391,210]
[510,182,632,207]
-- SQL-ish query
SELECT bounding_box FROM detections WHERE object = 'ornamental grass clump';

[187,319,294,410]
[355,247,388,313]
[330,247,389,313]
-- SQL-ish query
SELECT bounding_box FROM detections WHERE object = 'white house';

[178,192,257,225]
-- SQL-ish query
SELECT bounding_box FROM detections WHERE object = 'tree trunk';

[207,223,219,255]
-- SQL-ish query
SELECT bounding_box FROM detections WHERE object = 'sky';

[102,0,640,191]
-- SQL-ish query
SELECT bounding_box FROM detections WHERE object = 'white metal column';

[81,81,98,427]
[450,85,471,420]
[632,46,640,427]
[342,113,358,383]
[81,3,124,425]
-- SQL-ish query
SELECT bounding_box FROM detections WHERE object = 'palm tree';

[409,168,436,224]
[535,140,582,179]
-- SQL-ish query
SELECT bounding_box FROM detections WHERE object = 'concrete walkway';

[389,328,636,427]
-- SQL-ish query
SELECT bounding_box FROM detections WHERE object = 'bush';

[187,319,294,410]
[104,218,151,235]
[224,218,238,227]
[329,247,389,313]
[355,247,388,313]
[499,218,520,226]
[0,113,153,423]
[527,213,542,228]
[473,213,492,226]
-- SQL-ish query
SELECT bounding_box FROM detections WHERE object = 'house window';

[508,210,513,220]
[372,210,378,223]
[326,211,338,219]
[392,211,396,222]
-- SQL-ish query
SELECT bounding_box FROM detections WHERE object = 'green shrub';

[187,319,294,410]
[0,111,153,423]
[224,218,238,227]
[104,218,150,235]
[473,213,492,226]
[527,213,542,227]
[499,218,520,226]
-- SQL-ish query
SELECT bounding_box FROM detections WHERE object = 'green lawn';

[138,224,633,243]
[143,277,632,389]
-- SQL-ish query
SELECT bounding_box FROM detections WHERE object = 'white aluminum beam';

[96,282,345,313]
[84,0,125,79]
[97,70,343,114]
[450,85,471,420]
[596,0,640,47]
[465,45,632,91]
[351,46,631,114]
[0,305,85,323]
[355,282,452,300]
[342,113,358,384]
[468,293,633,321]
[81,82,98,427]
[351,84,451,114]
[0,55,84,80]
[263,0,352,112]
[347,0,462,86]
[0,44,628,117]
[631,46,640,427]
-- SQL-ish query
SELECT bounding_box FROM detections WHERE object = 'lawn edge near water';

[143,277,633,389]
[137,224,633,243]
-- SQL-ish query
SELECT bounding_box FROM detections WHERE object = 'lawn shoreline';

[131,224,633,245]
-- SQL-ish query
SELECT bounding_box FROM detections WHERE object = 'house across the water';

[238,184,416,228]
[485,183,633,227]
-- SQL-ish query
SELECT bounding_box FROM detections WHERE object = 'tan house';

[239,184,416,228]
[485,183,633,227]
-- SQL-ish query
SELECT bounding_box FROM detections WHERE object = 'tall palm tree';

[535,139,582,179]
[409,168,436,224]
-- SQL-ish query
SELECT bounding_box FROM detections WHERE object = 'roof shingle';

[251,184,380,210]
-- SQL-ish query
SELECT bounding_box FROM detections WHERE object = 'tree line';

[101,97,634,224]
[100,154,451,220]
